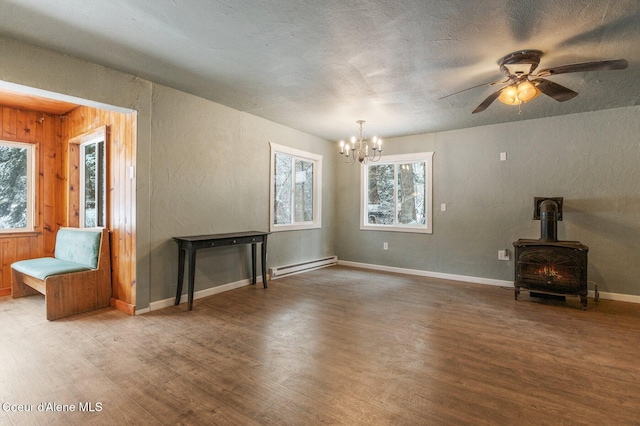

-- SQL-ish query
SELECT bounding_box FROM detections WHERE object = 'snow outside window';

[270,143,322,232]
[361,152,433,233]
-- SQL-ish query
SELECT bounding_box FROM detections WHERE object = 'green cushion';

[54,228,102,269]
[12,257,91,280]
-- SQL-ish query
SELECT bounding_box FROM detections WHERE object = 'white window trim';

[269,143,322,232]
[0,140,35,233]
[360,152,433,234]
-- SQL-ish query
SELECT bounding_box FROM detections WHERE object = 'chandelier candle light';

[339,120,383,164]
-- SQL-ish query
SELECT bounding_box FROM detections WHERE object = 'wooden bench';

[11,227,111,320]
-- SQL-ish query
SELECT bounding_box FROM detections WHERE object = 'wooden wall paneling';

[65,106,136,314]
[69,107,81,134]
[14,236,33,270]
[126,112,136,300]
[2,107,17,139]
[114,110,125,304]
[122,111,133,306]
[35,117,44,237]
[4,237,30,296]
[0,105,61,294]
[42,115,58,254]
[16,110,31,141]
[58,116,69,231]
[67,142,80,228]
[33,114,54,257]
[108,111,120,302]
[88,107,97,133]
[0,239,17,296]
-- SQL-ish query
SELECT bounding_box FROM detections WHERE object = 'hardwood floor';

[2,265,640,425]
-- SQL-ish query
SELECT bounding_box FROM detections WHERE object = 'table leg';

[261,236,268,289]
[187,249,197,311]
[251,243,257,285]
[175,247,186,305]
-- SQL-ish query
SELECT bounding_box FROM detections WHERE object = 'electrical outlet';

[498,249,510,260]
[500,152,507,161]
[440,203,447,212]
[383,242,388,250]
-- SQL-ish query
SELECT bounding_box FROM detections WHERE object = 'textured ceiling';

[0,0,638,141]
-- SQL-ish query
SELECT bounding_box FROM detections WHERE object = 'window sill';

[360,225,432,234]
[270,224,322,232]
[0,231,40,239]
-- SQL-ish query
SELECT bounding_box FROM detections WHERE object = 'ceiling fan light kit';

[498,80,540,105]
[443,49,628,114]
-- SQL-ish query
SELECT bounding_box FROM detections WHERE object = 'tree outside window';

[0,141,34,232]
[361,152,433,233]
[81,139,105,227]
[270,143,322,231]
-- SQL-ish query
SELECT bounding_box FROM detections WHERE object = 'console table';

[173,231,269,311]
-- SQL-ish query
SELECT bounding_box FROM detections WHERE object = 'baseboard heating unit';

[270,256,338,279]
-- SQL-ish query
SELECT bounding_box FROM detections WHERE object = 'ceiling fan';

[441,50,628,114]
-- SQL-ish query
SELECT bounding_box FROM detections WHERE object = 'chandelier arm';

[343,151,356,164]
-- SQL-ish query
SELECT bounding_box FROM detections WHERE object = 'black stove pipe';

[539,199,558,241]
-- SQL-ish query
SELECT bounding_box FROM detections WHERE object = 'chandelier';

[338,120,383,164]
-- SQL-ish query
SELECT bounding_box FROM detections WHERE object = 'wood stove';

[513,198,589,309]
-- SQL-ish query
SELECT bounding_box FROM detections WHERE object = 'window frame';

[360,152,433,234]
[0,140,36,233]
[79,137,106,228]
[269,143,322,232]
[68,126,108,229]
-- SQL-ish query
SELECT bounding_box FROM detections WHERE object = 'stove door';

[515,246,587,295]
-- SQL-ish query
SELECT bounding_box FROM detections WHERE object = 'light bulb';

[499,84,520,105]
[517,81,539,102]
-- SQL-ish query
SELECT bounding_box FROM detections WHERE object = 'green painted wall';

[336,107,640,296]
[149,85,336,302]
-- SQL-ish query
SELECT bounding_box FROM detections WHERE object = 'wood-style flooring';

[1,265,640,425]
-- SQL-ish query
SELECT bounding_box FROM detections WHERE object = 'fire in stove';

[536,266,562,279]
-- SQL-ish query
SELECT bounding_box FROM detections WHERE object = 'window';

[270,143,322,231]
[361,152,433,233]
[0,140,35,232]
[80,138,106,227]
[69,127,107,228]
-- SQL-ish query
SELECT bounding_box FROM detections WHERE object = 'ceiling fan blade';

[439,79,506,100]
[532,78,578,102]
[536,59,628,77]
[472,87,505,113]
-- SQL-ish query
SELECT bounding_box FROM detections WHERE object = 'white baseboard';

[338,260,512,287]
[338,260,640,304]
[271,255,338,279]
[588,290,640,304]
[140,276,265,314]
